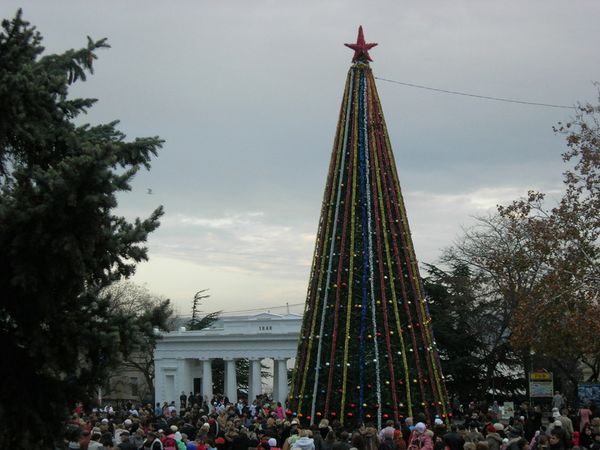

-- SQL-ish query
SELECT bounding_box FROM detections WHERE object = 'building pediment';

[248,312,281,320]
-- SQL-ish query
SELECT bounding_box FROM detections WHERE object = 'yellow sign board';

[529,371,553,397]
[530,372,552,381]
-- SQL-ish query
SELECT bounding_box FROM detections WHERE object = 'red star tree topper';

[345,25,378,62]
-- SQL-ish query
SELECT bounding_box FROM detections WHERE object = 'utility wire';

[220,302,305,315]
[375,77,576,110]
[177,303,305,319]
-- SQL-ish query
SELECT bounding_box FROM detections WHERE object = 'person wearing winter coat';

[589,433,600,450]
[580,424,594,450]
[408,423,433,450]
[441,430,464,450]
[487,429,504,450]
[548,433,565,450]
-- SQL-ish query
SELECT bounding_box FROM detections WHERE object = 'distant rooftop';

[171,311,304,332]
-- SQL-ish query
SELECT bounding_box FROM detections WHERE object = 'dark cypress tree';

[422,264,488,401]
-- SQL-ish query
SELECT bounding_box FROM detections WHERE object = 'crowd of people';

[62,393,600,450]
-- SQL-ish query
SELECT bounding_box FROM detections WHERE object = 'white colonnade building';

[154,312,302,408]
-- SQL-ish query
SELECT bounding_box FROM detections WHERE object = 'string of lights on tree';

[289,27,449,429]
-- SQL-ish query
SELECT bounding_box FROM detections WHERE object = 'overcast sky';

[4,1,599,315]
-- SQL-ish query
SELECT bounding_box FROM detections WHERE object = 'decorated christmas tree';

[289,27,449,428]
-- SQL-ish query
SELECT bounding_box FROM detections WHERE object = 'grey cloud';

[4,0,599,309]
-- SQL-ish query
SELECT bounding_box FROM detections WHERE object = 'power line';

[175,303,306,318]
[220,302,305,315]
[375,77,576,110]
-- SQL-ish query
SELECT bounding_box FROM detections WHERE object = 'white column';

[184,359,195,395]
[154,365,164,407]
[274,358,289,405]
[249,358,262,403]
[177,359,193,409]
[201,359,213,400]
[165,373,175,403]
[224,358,237,402]
[272,359,279,402]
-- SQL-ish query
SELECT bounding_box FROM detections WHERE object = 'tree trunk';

[522,350,532,400]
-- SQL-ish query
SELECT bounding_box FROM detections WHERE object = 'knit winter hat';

[319,419,330,429]
[293,437,315,450]
[383,427,395,439]
[269,438,278,447]
[414,423,426,433]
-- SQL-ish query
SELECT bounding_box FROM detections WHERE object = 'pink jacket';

[408,432,433,450]
[276,406,285,420]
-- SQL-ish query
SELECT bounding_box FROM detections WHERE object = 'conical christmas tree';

[289,27,449,428]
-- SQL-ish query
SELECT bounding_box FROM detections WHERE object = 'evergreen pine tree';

[0,11,164,448]
[188,289,220,330]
